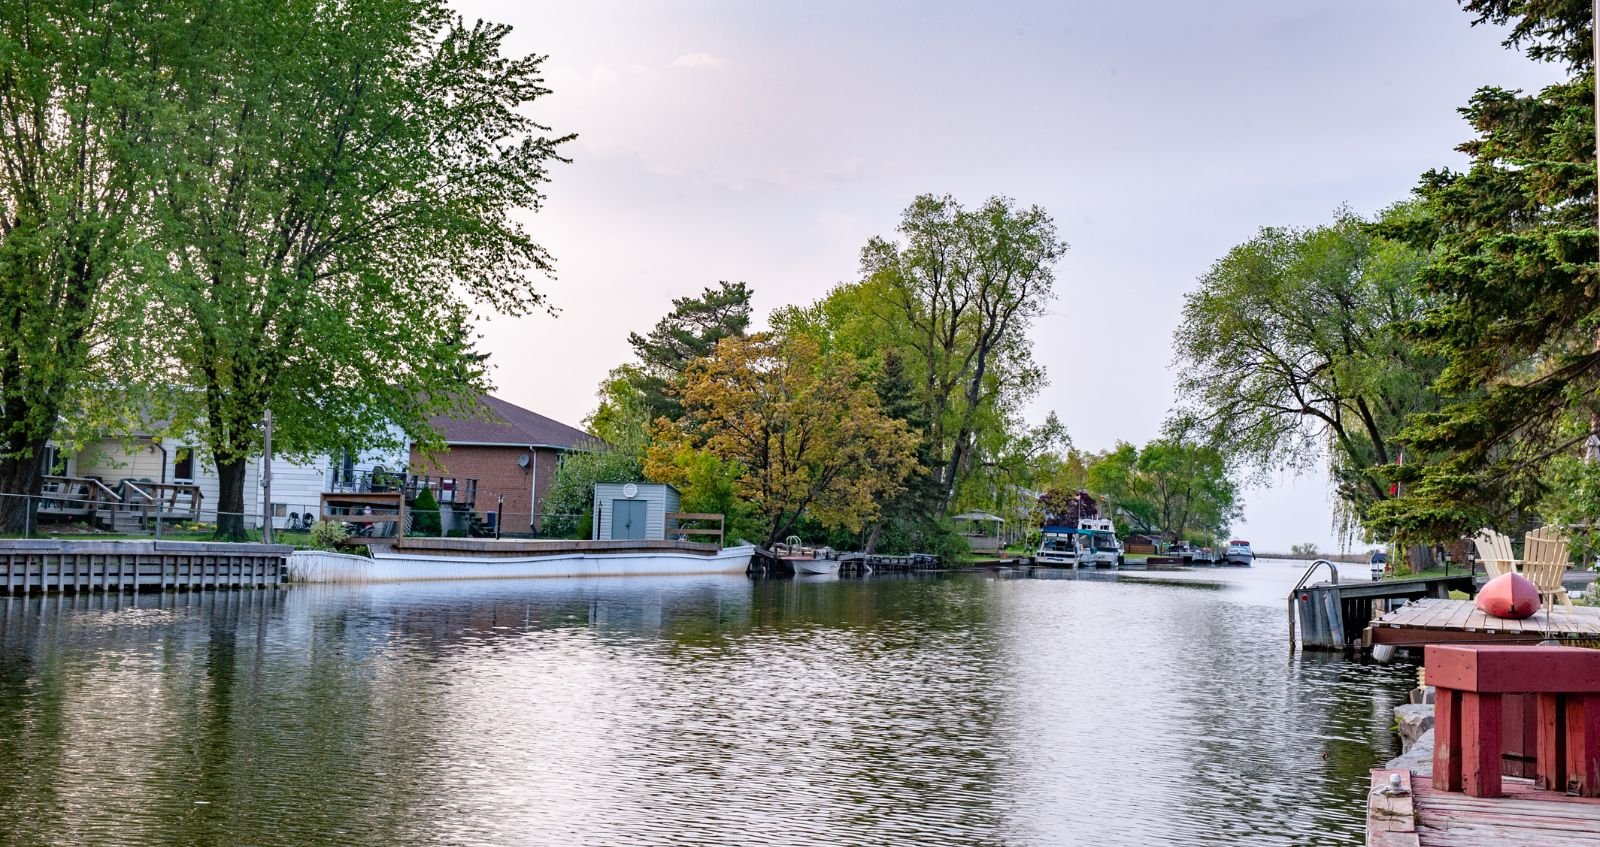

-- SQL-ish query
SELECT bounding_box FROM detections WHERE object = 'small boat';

[1224,540,1254,567]
[789,557,841,576]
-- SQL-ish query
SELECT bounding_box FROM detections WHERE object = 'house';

[409,394,595,533]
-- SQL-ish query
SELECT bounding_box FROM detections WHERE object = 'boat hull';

[293,544,755,582]
[789,558,841,576]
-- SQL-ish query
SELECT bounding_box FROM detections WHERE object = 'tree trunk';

[0,439,47,535]
[864,522,884,554]
[215,454,250,540]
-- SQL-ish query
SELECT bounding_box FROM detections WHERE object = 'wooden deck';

[1369,768,1600,846]
[0,539,288,593]
[1365,597,1600,648]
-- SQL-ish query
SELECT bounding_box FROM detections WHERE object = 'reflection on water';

[0,562,1410,846]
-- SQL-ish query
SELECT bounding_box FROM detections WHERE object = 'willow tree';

[0,1,155,532]
[1173,209,1437,535]
[859,194,1064,513]
[145,0,570,538]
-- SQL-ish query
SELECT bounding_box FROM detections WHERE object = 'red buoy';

[1475,572,1541,619]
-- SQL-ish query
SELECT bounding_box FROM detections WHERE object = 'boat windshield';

[1092,534,1119,551]
[1041,536,1076,553]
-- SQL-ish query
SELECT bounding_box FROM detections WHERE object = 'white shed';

[593,483,680,541]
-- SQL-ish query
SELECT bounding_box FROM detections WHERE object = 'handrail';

[1288,558,1340,654]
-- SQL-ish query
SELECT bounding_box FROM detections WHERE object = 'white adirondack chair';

[1472,528,1519,578]
[1522,526,1575,609]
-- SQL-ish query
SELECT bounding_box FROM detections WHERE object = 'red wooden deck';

[1369,768,1600,846]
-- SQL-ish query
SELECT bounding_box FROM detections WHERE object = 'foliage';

[1290,542,1320,556]
[309,519,350,550]
[1038,489,1098,526]
[666,333,921,545]
[641,438,762,544]
[410,486,441,537]
[540,449,644,539]
[138,0,570,538]
[856,194,1065,512]
[1082,433,1240,544]
[1369,1,1597,543]
[0,1,159,531]
[1173,207,1436,539]
[589,282,754,450]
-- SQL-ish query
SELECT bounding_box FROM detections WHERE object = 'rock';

[1395,704,1434,752]
[1387,727,1434,776]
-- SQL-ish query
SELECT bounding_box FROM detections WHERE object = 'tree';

[410,486,441,536]
[859,194,1065,512]
[0,1,157,532]
[1173,208,1436,537]
[1368,1,1599,543]
[664,333,921,546]
[539,448,644,539]
[144,0,571,538]
[1082,434,1239,543]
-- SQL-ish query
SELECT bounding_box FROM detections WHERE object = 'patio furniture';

[1472,528,1519,578]
[1429,644,1600,798]
[1523,525,1576,609]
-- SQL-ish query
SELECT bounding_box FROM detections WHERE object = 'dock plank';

[1372,769,1600,847]
[1368,598,1600,647]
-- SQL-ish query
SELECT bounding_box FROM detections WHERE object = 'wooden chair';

[1522,526,1575,608]
[1471,528,1519,578]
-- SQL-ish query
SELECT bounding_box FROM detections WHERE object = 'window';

[272,503,288,518]
[172,448,195,482]
[39,445,60,475]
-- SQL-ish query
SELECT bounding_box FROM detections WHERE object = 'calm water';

[0,560,1412,846]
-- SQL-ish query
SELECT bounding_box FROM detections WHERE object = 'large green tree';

[856,194,1065,513]
[0,0,156,531]
[1369,1,1598,543]
[144,0,570,538]
[1173,208,1437,535]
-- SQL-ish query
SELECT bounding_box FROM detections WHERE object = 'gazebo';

[951,510,1006,553]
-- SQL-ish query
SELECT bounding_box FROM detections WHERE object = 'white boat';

[1224,540,1254,567]
[1035,526,1082,566]
[289,540,755,582]
[788,557,841,576]
[1078,518,1123,568]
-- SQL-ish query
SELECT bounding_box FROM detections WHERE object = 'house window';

[172,448,195,482]
[272,503,288,518]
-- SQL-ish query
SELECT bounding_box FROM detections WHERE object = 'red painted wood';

[1503,693,1540,778]
[1425,645,1600,694]
[1462,691,1504,797]
[1436,687,1462,792]
[1540,693,1570,791]
[1569,693,1600,798]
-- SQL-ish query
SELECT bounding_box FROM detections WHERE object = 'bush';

[411,486,442,536]
[309,520,350,550]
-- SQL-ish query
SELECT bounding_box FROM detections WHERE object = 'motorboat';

[1224,540,1254,567]
[789,557,841,576]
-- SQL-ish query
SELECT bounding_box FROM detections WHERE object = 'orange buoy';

[1475,572,1541,619]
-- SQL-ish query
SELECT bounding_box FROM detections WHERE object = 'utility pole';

[262,409,273,544]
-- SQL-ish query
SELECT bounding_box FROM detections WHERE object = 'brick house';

[409,394,594,532]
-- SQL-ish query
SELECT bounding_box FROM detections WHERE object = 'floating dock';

[0,539,288,593]
[1364,597,1600,648]
[1368,768,1600,846]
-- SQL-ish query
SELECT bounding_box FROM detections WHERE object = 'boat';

[1034,520,1122,569]
[289,538,756,582]
[1224,539,1254,566]
[789,557,841,576]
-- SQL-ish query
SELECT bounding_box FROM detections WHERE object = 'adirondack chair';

[1471,528,1519,578]
[1522,526,1575,608]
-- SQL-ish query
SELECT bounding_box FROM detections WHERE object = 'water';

[0,560,1413,846]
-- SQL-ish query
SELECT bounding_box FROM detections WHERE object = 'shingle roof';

[429,394,594,450]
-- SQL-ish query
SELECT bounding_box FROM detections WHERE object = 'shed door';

[612,499,647,540]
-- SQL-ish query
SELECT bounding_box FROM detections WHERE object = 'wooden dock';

[1364,597,1600,648]
[0,539,288,593]
[1369,768,1600,846]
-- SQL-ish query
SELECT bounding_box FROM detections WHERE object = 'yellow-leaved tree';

[659,333,921,546]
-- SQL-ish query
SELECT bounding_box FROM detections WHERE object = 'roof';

[428,394,594,450]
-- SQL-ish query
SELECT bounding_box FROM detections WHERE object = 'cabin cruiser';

[1224,539,1254,566]
[1035,519,1123,568]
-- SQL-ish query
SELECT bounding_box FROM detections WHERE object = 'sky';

[451,0,1563,553]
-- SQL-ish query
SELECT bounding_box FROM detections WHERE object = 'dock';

[0,539,288,593]
[1291,565,1476,651]
[1369,768,1600,846]
[1364,597,1600,648]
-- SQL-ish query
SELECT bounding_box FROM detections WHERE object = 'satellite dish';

[517,453,530,469]
[622,483,639,498]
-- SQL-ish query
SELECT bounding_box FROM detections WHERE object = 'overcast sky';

[452,0,1561,553]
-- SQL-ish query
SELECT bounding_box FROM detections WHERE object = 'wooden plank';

[1368,769,1420,847]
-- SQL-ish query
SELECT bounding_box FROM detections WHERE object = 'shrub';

[309,520,350,550]
[411,486,442,536]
